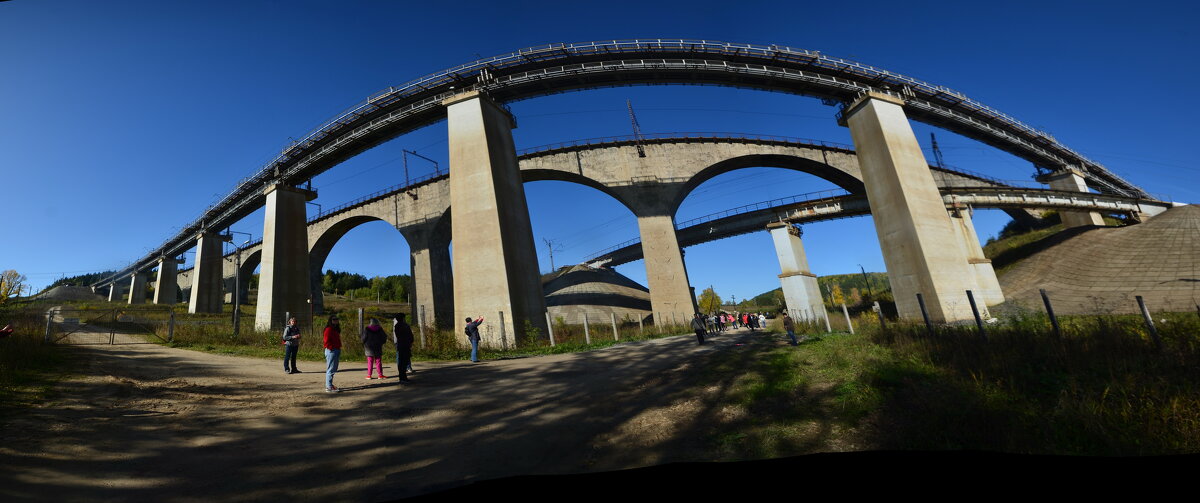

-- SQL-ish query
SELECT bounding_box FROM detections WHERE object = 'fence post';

[168,311,175,343]
[583,313,591,344]
[822,309,832,333]
[611,312,619,341]
[499,311,508,351]
[357,308,364,340]
[916,293,933,336]
[1039,289,1060,338]
[841,303,854,334]
[418,305,427,350]
[546,312,556,347]
[638,316,644,335]
[1136,296,1163,351]
[43,313,52,344]
[874,301,886,330]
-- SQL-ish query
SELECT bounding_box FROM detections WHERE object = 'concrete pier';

[1041,167,1106,228]
[153,258,178,304]
[401,222,453,330]
[842,92,978,322]
[635,211,698,326]
[948,207,1003,307]
[127,274,147,304]
[255,184,317,331]
[445,90,547,344]
[188,233,224,314]
[767,222,827,322]
[107,283,122,302]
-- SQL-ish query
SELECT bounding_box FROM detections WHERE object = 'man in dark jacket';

[465,316,484,362]
[392,314,414,382]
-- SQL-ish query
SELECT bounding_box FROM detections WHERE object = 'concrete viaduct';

[93,39,1166,345]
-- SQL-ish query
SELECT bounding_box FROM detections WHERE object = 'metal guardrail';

[95,39,1153,286]
[517,132,854,156]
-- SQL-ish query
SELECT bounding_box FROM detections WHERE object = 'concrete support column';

[634,212,697,326]
[445,90,547,345]
[842,92,979,322]
[255,184,317,331]
[107,283,122,302]
[189,232,225,314]
[1041,167,1105,228]
[127,274,147,304]
[948,207,1004,306]
[397,218,454,330]
[153,258,178,304]
[410,244,454,330]
[767,223,826,322]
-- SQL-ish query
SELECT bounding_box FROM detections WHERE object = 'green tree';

[0,270,27,303]
[697,287,722,314]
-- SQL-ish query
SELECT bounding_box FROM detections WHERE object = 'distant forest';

[43,271,117,292]
[320,270,413,303]
[740,272,892,310]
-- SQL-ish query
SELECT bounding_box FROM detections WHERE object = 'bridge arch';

[671,153,867,217]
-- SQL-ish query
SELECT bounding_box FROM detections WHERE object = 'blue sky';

[2,0,1196,303]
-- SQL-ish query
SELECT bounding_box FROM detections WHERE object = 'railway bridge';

[93,39,1167,342]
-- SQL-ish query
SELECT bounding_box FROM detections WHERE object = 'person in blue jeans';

[322,315,342,392]
[282,317,302,373]
[464,316,484,362]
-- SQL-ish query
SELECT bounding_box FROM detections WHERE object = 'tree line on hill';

[732,271,894,314]
[320,270,412,303]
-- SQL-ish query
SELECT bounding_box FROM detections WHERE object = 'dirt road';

[0,327,768,501]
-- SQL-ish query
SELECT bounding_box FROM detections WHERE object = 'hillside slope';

[997,205,1199,314]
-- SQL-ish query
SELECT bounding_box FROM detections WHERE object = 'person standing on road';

[464,316,484,362]
[361,318,388,379]
[758,313,768,331]
[690,312,707,345]
[782,312,798,346]
[392,313,413,383]
[282,316,302,374]
[323,316,343,392]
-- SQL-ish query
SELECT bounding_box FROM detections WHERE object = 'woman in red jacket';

[322,316,342,393]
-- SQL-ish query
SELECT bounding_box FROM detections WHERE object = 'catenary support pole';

[1136,296,1163,351]
[583,312,591,344]
[1039,289,1060,338]
[611,313,619,341]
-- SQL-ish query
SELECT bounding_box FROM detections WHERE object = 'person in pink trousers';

[361,318,388,379]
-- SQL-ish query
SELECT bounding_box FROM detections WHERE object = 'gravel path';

[0,326,764,501]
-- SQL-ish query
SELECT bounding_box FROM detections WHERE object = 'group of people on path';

[281,313,415,393]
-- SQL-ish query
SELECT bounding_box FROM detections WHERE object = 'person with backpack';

[282,316,302,374]
[361,318,388,379]
[464,316,484,363]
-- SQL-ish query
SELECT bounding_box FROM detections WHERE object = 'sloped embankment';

[997,205,1199,314]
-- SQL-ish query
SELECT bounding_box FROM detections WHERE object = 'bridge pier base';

[843,92,979,323]
[1041,167,1106,228]
[635,211,698,326]
[948,207,1003,307]
[445,91,547,345]
[767,222,827,323]
[189,232,225,314]
[255,184,317,331]
[107,283,122,302]
[127,273,147,304]
[153,258,178,304]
